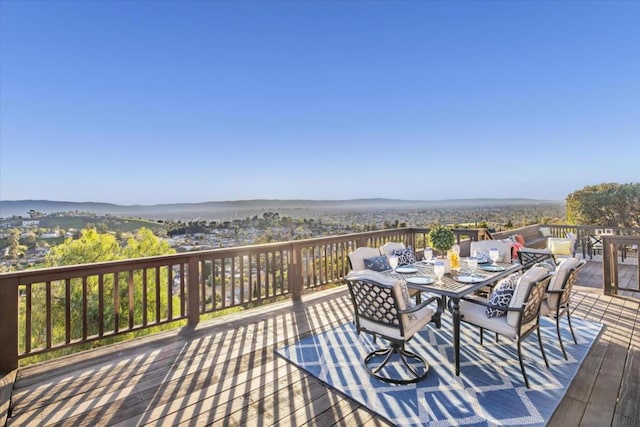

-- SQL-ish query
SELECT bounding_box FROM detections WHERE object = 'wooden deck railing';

[9,223,636,373]
[0,226,487,372]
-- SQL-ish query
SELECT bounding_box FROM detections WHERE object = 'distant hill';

[0,198,562,221]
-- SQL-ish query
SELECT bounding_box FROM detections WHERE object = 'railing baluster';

[114,273,120,334]
[82,276,88,341]
[167,265,173,320]
[98,274,104,337]
[142,269,148,327]
[180,263,186,316]
[128,270,134,330]
[272,251,278,296]
[155,266,161,323]
[25,284,32,354]
[65,278,71,344]
[200,259,207,312]
[240,254,245,303]
[46,281,52,349]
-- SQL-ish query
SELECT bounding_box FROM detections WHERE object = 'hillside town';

[0,202,565,271]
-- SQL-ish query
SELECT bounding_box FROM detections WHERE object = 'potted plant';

[428,225,455,258]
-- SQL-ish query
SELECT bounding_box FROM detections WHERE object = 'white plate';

[480,265,506,272]
[395,266,418,273]
[406,276,434,285]
[454,275,483,283]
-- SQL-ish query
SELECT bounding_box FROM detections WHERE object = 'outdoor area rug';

[275,315,603,426]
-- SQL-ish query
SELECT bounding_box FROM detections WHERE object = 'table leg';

[452,297,461,376]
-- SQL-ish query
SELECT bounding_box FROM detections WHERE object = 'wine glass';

[423,247,433,263]
[388,256,399,271]
[489,248,500,266]
[466,256,478,275]
[433,261,445,284]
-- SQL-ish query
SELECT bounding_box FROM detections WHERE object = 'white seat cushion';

[359,304,434,341]
[460,298,518,338]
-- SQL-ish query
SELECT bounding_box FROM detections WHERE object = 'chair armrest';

[399,295,443,315]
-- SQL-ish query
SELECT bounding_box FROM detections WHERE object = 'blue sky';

[1,1,638,205]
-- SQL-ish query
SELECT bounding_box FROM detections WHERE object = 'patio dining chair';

[540,258,586,360]
[588,234,603,259]
[459,266,552,388]
[345,270,443,384]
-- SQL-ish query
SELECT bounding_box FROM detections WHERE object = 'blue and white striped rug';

[276,315,602,426]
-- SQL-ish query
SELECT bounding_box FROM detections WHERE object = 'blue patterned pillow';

[390,246,416,266]
[486,273,519,318]
[364,255,392,272]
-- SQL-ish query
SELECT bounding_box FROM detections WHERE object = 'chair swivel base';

[364,345,429,384]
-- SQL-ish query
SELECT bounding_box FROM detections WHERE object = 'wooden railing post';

[290,245,303,300]
[187,257,200,325]
[602,236,617,296]
[0,278,19,373]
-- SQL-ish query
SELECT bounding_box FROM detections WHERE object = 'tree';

[24,228,179,348]
[46,228,121,266]
[566,183,640,228]
[7,229,27,262]
[122,228,175,259]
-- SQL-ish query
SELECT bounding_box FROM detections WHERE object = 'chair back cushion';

[470,240,513,263]
[507,266,548,327]
[547,257,581,308]
[379,242,406,257]
[348,247,381,271]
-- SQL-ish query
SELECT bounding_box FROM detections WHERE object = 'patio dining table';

[382,260,523,376]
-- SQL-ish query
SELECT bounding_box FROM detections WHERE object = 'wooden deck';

[4,261,640,427]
